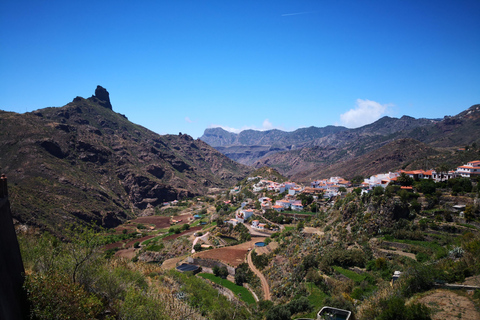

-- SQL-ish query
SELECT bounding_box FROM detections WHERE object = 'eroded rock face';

[92,85,112,110]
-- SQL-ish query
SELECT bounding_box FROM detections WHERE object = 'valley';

[16,162,480,319]
[2,88,479,319]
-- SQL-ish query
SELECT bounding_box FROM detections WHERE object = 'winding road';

[247,250,271,300]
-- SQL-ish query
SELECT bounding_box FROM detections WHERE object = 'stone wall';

[187,257,236,275]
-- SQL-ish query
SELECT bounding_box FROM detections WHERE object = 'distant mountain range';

[200,105,480,181]
[0,86,250,234]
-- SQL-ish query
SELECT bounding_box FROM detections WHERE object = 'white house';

[227,218,240,226]
[288,186,302,195]
[364,172,399,189]
[291,200,304,211]
[456,160,480,178]
[272,205,283,212]
[253,185,265,192]
[275,199,291,209]
[236,209,254,223]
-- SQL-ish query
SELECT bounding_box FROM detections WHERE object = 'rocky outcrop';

[90,85,112,110]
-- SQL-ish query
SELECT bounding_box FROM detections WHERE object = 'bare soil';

[130,216,171,229]
[377,248,417,260]
[193,238,265,267]
[462,275,480,287]
[163,226,202,241]
[303,227,324,236]
[115,248,137,259]
[416,289,480,320]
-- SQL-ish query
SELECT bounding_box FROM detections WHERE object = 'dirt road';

[247,250,271,300]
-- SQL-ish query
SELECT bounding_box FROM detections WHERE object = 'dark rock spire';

[92,85,112,110]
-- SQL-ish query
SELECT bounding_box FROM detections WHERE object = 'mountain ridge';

[201,105,480,180]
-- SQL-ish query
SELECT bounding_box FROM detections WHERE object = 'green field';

[296,282,328,319]
[198,273,256,305]
[332,266,366,282]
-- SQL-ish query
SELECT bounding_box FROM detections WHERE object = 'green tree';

[397,173,414,186]
[234,269,247,286]
[377,296,431,320]
[465,205,475,222]
[266,305,291,320]
[65,224,102,284]
[350,175,364,185]
[288,296,312,315]
[373,186,384,196]
[218,266,229,279]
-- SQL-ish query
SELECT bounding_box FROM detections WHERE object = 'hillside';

[200,126,348,165]
[201,125,347,148]
[0,86,250,234]
[293,138,442,181]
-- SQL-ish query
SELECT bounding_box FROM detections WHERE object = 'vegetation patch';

[199,273,256,305]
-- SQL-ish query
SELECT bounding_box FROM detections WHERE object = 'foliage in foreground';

[19,226,257,320]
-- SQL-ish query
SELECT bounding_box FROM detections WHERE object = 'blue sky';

[1,0,479,138]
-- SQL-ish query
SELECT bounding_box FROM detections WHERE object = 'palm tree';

[435,163,450,181]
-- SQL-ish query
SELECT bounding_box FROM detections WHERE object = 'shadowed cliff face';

[0,177,27,320]
[0,87,251,235]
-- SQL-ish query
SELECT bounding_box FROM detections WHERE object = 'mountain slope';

[0,86,250,233]
[201,125,347,147]
[201,116,435,166]
[200,125,348,165]
[253,106,480,181]
[294,138,441,181]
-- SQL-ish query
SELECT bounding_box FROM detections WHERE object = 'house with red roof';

[456,160,480,178]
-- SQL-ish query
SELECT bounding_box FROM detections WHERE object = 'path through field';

[247,250,271,300]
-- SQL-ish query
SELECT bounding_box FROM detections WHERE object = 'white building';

[456,160,480,178]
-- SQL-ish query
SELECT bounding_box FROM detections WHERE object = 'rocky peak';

[89,85,112,110]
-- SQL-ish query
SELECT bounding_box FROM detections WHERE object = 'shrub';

[25,272,103,320]
[288,296,312,315]
[145,244,164,252]
[193,243,202,252]
[265,305,291,320]
[400,266,435,297]
[373,186,384,196]
[377,296,431,320]
[213,265,228,279]
[118,288,168,320]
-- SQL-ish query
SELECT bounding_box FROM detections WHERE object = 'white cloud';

[340,99,392,128]
[262,119,274,130]
[185,116,195,123]
[281,11,316,17]
[209,118,281,133]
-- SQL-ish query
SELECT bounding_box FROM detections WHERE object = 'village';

[95,159,480,319]
[226,160,480,232]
